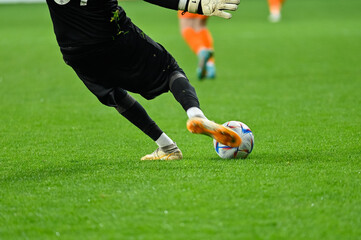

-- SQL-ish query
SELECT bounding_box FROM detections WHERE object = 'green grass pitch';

[0,0,360,239]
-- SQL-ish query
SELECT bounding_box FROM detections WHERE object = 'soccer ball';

[214,121,254,159]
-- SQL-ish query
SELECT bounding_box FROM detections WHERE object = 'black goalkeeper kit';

[47,0,198,105]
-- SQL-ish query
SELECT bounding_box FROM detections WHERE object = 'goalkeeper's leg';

[169,71,241,147]
[114,89,183,160]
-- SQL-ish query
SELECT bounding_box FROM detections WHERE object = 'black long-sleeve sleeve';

[144,0,203,15]
[143,0,182,11]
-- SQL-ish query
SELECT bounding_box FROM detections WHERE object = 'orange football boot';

[187,117,242,147]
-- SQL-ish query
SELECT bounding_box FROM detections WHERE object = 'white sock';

[155,133,174,148]
[186,107,207,119]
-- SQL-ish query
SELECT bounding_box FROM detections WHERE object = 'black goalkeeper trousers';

[61,18,192,107]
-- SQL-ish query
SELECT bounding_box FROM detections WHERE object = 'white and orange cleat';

[187,117,242,147]
[141,143,183,161]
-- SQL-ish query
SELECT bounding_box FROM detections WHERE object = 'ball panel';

[213,121,254,159]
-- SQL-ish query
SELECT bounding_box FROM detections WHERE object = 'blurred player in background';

[268,0,286,22]
[45,0,241,160]
[178,12,216,80]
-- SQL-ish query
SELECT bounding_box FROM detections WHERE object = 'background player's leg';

[197,23,216,79]
[180,24,204,54]
[268,0,285,22]
[198,27,216,79]
[178,14,215,79]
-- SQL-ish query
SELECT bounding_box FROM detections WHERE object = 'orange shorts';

[178,11,208,20]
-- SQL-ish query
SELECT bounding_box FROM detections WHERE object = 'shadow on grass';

[206,150,320,165]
